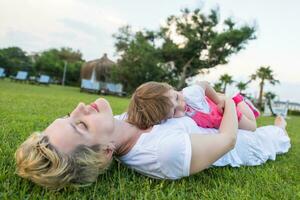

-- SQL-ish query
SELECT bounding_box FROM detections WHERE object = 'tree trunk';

[267,99,276,116]
[258,79,264,110]
[245,79,252,85]
[223,83,227,93]
[177,57,194,89]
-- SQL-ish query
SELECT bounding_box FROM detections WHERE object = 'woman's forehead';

[44,118,83,153]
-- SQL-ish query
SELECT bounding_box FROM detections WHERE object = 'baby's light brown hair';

[127,82,174,129]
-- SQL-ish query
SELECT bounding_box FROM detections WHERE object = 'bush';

[288,109,300,116]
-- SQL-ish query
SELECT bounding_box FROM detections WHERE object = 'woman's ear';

[103,143,115,159]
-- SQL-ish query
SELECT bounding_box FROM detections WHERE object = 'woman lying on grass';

[15,91,291,190]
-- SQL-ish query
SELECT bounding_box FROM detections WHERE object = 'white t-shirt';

[116,114,291,180]
[182,85,210,113]
[116,114,196,179]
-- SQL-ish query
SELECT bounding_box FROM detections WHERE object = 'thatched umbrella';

[80,53,115,82]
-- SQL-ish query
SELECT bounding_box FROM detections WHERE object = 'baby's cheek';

[175,111,185,118]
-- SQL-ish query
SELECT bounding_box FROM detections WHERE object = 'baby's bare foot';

[274,116,287,131]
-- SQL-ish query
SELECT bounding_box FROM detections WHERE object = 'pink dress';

[185,97,242,128]
[182,85,259,129]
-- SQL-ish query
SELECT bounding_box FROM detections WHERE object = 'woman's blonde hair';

[127,82,173,129]
[15,132,112,190]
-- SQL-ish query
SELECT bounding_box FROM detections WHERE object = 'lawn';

[0,79,299,199]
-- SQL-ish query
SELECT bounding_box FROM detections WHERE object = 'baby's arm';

[196,81,224,104]
[196,81,225,113]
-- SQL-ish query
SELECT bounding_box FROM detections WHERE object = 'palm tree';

[235,74,257,95]
[236,81,247,94]
[251,66,279,109]
[213,82,223,93]
[264,91,277,116]
[219,74,234,93]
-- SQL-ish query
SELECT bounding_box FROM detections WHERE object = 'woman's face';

[44,98,115,154]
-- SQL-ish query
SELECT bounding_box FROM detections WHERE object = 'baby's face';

[166,89,186,118]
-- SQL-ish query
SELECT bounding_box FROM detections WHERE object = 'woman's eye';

[76,121,88,129]
[176,94,179,101]
[173,109,177,116]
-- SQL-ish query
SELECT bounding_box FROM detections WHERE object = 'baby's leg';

[237,101,257,131]
[237,101,256,121]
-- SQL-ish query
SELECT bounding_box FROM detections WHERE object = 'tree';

[34,47,84,85]
[235,74,256,95]
[236,81,247,94]
[112,27,168,93]
[0,47,33,76]
[251,66,279,109]
[264,91,277,116]
[113,7,256,91]
[58,47,84,85]
[219,73,233,93]
[159,8,256,88]
[213,82,223,93]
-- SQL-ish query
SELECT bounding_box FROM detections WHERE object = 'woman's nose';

[77,102,86,110]
[72,102,88,116]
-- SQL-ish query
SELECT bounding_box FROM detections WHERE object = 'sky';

[1,0,300,102]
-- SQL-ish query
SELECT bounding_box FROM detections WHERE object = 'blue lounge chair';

[105,82,126,96]
[80,79,100,93]
[114,83,126,96]
[37,75,50,85]
[0,68,6,78]
[106,83,117,93]
[12,71,28,82]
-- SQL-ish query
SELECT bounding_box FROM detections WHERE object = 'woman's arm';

[189,97,238,174]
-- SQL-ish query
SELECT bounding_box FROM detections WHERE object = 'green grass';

[0,79,299,199]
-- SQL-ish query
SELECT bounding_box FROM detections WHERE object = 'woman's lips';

[90,103,99,112]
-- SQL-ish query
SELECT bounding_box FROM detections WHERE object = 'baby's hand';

[216,99,225,114]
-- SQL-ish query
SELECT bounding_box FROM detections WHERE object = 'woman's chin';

[95,98,113,114]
